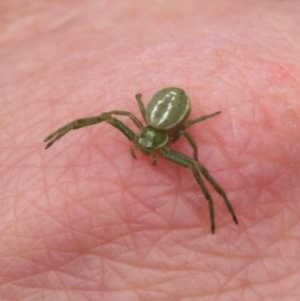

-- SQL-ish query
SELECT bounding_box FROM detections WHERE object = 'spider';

[44,87,238,233]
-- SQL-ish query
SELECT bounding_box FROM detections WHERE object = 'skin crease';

[1,0,300,300]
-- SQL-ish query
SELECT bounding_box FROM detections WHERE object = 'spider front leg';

[171,111,222,161]
[44,115,109,149]
[196,160,238,226]
[159,147,238,233]
[171,130,198,161]
[44,115,136,149]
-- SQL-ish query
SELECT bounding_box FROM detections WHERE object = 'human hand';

[1,1,300,300]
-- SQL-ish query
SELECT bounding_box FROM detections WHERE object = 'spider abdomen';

[146,87,190,131]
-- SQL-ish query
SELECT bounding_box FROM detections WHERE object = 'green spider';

[44,87,238,233]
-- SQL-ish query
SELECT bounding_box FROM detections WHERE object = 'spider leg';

[171,111,221,161]
[195,161,238,225]
[152,154,157,166]
[182,111,221,130]
[171,130,198,161]
[104,110,143,129]
[159,148,215,233]
[159,148,237,233]
[44,115,135,149]
[135,93,147,123]
[130,146,137,159]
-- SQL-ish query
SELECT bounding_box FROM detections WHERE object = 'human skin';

[1,0,300,300]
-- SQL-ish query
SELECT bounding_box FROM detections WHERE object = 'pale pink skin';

[1,1,300,300]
